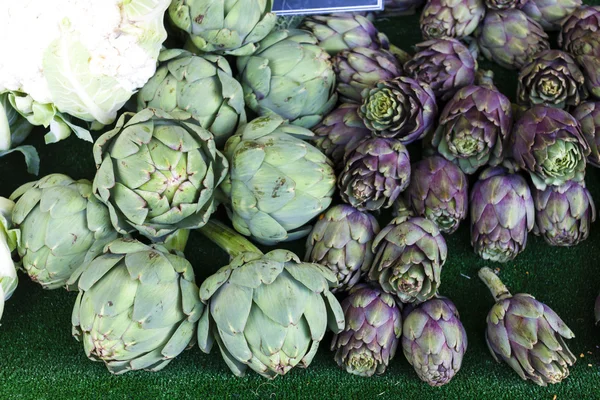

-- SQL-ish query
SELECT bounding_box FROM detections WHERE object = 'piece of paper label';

[273,0,383,15]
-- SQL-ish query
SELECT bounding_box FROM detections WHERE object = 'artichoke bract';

[519,0,583,31]
[359,77,437,143]
[338,137,411,212]
[167,0,277,56]
[407,156,468,234]
[136,49,246,148]
[305,205,380,293]
[222,115,336,245]
[404,38,476,101]
[331,284,402,377]
[485,0,526,10]
[476,9,550,70]
[333,47,403,104]
[69,238,203,374]
[479,267,576,386]
[369,214,447,304]
[93,109,228,242]
[420,0,485,40]
[10,174,119,290]
[402,297,467,386]
[517,50,587,110]
[0,198,18,321]
[511,106,589,190]
[313,104,372,169]
[572,101,600,167]
[578,55,600,99]
[558,6,600,58]
[470,167,534,263]
[533,180,596,247]
[237,29,338,130]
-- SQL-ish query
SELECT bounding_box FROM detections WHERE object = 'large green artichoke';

[0,197,18,321]
[222,115,336,245]
[10,174,119,290]
[69,238,203,374]
[237,29,338,129]
[137,49,246,148]
[93,108,229,242]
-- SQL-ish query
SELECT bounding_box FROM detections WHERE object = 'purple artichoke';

[533,180,596,247]
[402,297,468,386]
[479,267,576,386]
[403,39,477,101]
[406,156,468,234]
[305,205,380,293]
[331,284,402,377]
[470,167,535,263]
[558,6,600,58]
[338,137,411,212]
[359,77,437,143]
[334,47,403,104]
[578,55,600,99]
[486,0,527,10]
[476,9,550,70]
[369,216,447,304]
[519,0,583,31]
[382,0,426,16]
[517,50,588,110]
[420,0,486,40]
[313,104,373,168]
[511,106,589,189]
[572,101,600,167]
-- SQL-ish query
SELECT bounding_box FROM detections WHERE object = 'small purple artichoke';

[334,47,403,104]
[476,9,550,70]
[517,50,588,110]
[558,6,600,58]
[359,77,438,143]
[382,0,426,16]
[402,297,468,386]
[578,55,600,99]
[533,180,596,247]
[420,0,486,40]
[338,137,411,212]
[313,104,373,168]
[305,205,380,293]
[519,0,583,31]
[404,39,477,101]
[572,101,600,167]
[486,0,527,10]
[331,284,402,377]
[470,167,535,263]
[406,156,468,234]
[511,106,589,189]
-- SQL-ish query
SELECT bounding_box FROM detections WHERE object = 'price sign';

[273,0,383,15]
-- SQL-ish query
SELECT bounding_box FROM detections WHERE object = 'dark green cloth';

[1,7,600,400]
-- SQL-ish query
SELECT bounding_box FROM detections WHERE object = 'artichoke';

[476,9,550,70]
[305,205,380,293]
[572,101,600,167]
[558,6,600,58]
[0,198,18,321]
[369,214,447,304]
[519,0,583,31]
[578,55,600,100]
[479,267,576,386]
[517,50,587,110]
[533,180,596,247]
[333,47,403,104]
[222,115,336,245]
[420,0,486,40]
[137,49,246,148]
[313,104,372,168]
[331,284,402,377]
[511,106,589,190]
[485,0,526,10]
[359,77,437,143]
[300,14,389,56]
[382,0,426,16]
[338,137,411,212]
[167,0,277,56]
[10,174,119,290]
[69,238,202,374]
[402,296,468,386]
[403,38,477,101]
[406,156,468,234]
[470,167,535,263]
[237,29,338,129]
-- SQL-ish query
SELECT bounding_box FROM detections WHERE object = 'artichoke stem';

[478,267,512,301]
[389,44,412,65]
[199,220,263,257]
[475,70,496,90]
[163,229,190,253]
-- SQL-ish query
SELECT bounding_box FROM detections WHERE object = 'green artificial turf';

[2,7,600,400]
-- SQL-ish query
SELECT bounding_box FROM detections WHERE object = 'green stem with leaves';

[199,219,262,258]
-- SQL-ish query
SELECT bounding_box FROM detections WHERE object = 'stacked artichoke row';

[0,0,599,389]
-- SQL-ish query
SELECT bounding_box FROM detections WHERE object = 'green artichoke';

[237,29,338,129]
[10,174,119,290]
[69,238,203,374]
[137,49,246,148]
[0,197,18,321]
[93,108,229,242]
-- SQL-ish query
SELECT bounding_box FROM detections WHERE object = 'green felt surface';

[1,8,600,400]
